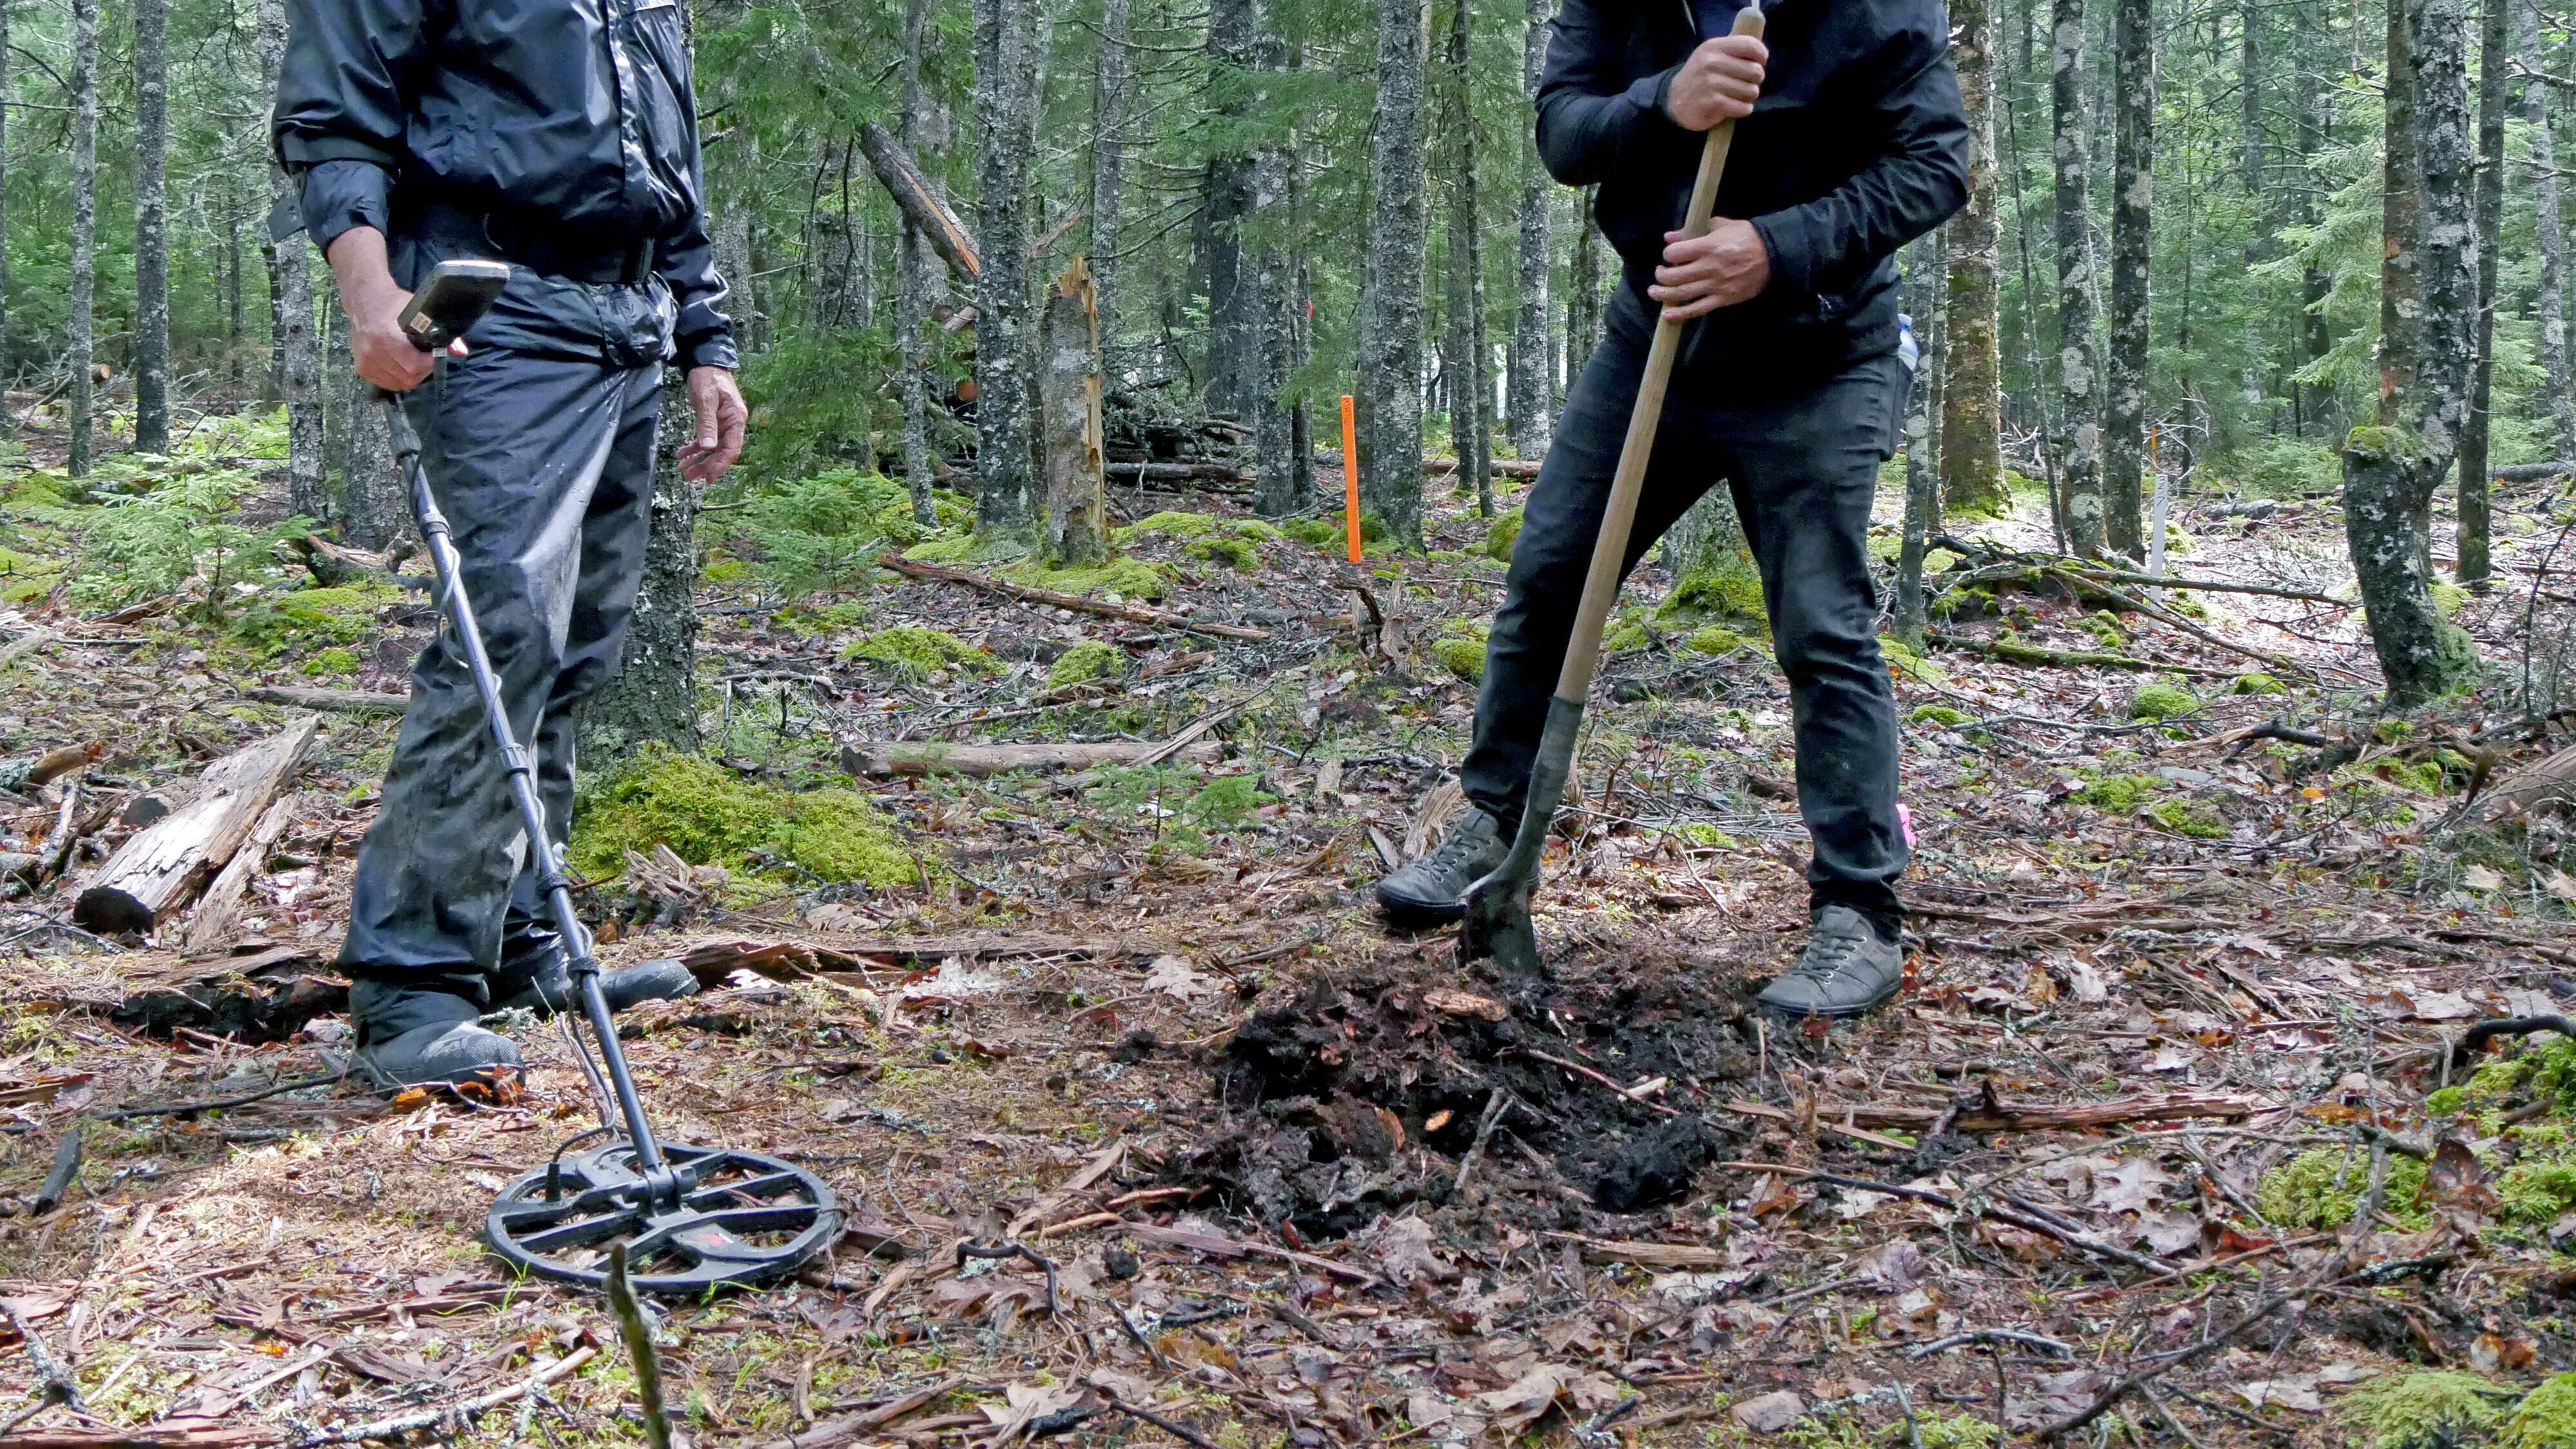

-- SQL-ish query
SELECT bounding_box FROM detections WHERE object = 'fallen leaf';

[2133,1209,2204,1256]
[1421,986,1507,1021]
[2317,1362,2378,1386]
[1730,1390,1805,1434]
[2470,1333,2539,1372]
[2407,990,2482,1021]
[1142,955,1221,1001]
[2005,1370,2110,1430]
[2090,1157,2176,1215]
[1357,1213,1453,1286]
[2237,1377,2323,1414]
[2463,864,2506,891]
[1473,1364,1574,1433]
[1867,1239,1930,1293]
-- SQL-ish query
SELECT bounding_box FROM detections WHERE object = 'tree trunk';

[2051,0,2103,556]
[1091,0,1131,359]
[1356,0,1429,549]
[132,0,169,454]
[2295,0,2333,439]
[1567,188,1601,375]
[67,0,97,477]
[1895,233,1943,649]
[1509,0,1552,461]
[897,0,938,525]
[1444,0,1492,518]
[1250,17,1301,518]
[0,0,12,386]
[1940,0,2005,517]
[2345,0,2481,707]
[972,0,1041,533]
[2523,0,2576,457]
[1038,258,1109,565]
[2101,0,2154,558]
[1203,0,1257,419]
[339,382,408,551]
[579,374,702,758]
[2460,0,2506,592]
[257,0,325,518]
[2381,0,2421,422]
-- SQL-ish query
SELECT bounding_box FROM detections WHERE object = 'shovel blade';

[1459,875,1542,976]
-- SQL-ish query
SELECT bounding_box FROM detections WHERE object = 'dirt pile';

[1177,941,1766,1235]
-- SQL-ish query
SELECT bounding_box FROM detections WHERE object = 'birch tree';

[898,0,938,524]
[2460,0,2506,591]
[2521,0,2576,458]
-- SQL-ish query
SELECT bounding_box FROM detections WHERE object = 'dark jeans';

[1459,283,1911,925]
[338,240,674,1005]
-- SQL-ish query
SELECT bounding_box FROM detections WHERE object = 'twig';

[95,1072,343,1122]
[30,1126,81,1214]
[1908,1329,2082,1359]
[1453,1087,1515,1194]
[958,1240,1061,1317]
[290,1346,597,1444]
[1794,1170,2181,1280]
[2450,1014,2576,1066]
[605,1245,674,1449]
[1512,1049,1680,1115]
[876,554,1269,641]
[1574,1395,1643,1447]
[1112,1304,1172,1372]
[1,1300,86,1415]
[1097,1391,1222,1449]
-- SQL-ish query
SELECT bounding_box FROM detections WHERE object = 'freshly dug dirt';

[1178,938,1765,1235]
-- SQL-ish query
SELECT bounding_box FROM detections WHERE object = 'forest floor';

[8,416,2576,1449]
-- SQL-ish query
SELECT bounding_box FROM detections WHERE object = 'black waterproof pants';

[1458,284,1911,926]
[338,239,674,1004]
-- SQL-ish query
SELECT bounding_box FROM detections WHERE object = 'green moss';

[1278,516,1343,550]
[1113,510,1217,543]
[2345,1372,2510,1449]
[1684,625,1750,656]
[1879,634,1947,684]
[301,647,362,677]
[1600,609,1652,654]
[2498,1157,2576,1224]
[227,583,395,658]
[2426,1086,2468,1116]
[1483,507,1524,561]
[1229,518,1283,542]
[2080,611,2126,650]
[1431,629,1489,684]
[1047,639,1129,689]
[1003,555,1169,600]
[1661,553,1766,621]
[2146,799,2228,838]
[1912,1414,2001,1449]
[2128,681,2199,721]
[904,535,980,564]
[569,753,920,888]
[2074,773,2161,811]
[2505,1374,2576,1449]
[1677,822,1737,848]
[2230,672,2286,695]
[2432,580,2469,620]
[1909,705,1973,728]
[840,626,999,679]
[2376,718,2418,742]
[2255,1148,2430,1229]
[1185,535,1259,570]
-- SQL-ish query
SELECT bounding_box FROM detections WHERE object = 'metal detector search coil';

[384,258,840,1294]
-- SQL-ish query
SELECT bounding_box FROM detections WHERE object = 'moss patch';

[1879,634,1947,683]
[2128,681,2199,721]
[2145,798,2228,838]
[2508,1376,2576,1449]
[2229,671,2286,695]
[1279,516,1342,551]
[227,583,395,659]
[1483,507,1524,561]
[1113,511,1218,543]
[1186,535,1259,570]
[840,626,999,679]
[570,753,920,888]
[1684,625,1751,656]
[2255,1148,2430,1229]
[1047,639,1129,690]
[2074,773,2161,812]
[2344,1372,2509,1449]
[1910,705,1973,728]
[1002,555,1170,601]
[1431,628,1490,685]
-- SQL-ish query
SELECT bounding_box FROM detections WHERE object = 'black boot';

[1375,809,1509,926]
[349,978,522,1091]
[1755,905,1906,1019]
[494,957,701,1016]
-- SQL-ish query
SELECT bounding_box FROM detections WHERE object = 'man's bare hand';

[679,366,748,481]
[1649,218,1771,319]
[1665,33,1766,130]
[325,226,465,392]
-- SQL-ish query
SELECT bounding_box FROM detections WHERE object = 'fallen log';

[1312,450,1541,480]
[1924,630,2235,679]
[674,934,1153,988]
[73,717,319,936]
[1826,1091,2261,1133]
[2460,740,2576,824]
[246,685,407,714]
[106,945,349,1042]
[875,554,1269,641]
[839,739,1219,777]
[176,794,302,957]
[857,122,980,286]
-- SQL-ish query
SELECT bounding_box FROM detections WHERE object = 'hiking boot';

[1376,808,1509,927]
[348,978,522,1092]
[493,957,701,1017]
[1755,905,1906,1019]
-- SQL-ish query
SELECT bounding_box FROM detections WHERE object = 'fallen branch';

[1906,1329,2081,1359]
[244,686,407,715]
[875,554,1269,641]
[30,1126,82,1213]
[1515,1048,1679,1114]
[1926,630,2230,677]
[290,1346,596,1444]
[856,122,979,286]
[95,1071,341,1122]
[2,1295,86,1414]
[1097,1392,1221,1449]
[2450,1014,2576,1067]
[2043,569,2309,676]
[605,1246,673,1449]
[735,1376,966,1449]
[75,717,319,935]
[1311,450,1542,481]
[1122,1220,1379,1285]
[838,739,1218,777]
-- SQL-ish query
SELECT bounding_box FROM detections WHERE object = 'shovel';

[1460,2,1766,976]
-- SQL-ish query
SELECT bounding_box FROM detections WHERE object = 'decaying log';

[676,935,1151,989]
[107,945,349,1042]
[875,554,1270,641]
[246,685,407,714]
[858,122,980,286]
[73,717,319,934]
[2461,740,2576,824]
[176,794,301,956]
[1312,450,1541,480]
[838,739,1218,778]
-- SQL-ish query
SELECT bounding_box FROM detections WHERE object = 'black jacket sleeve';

[651,70,736,371]
[272,0,427,254]
[1533,0,1682,187]
[1747,26,1967,298]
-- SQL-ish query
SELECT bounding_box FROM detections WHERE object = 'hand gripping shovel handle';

[1461,4,1765,972]
[375,261,668,1177]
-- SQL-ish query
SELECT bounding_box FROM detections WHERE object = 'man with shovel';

[1375,0,1967,1019]
[274,0,748,1087]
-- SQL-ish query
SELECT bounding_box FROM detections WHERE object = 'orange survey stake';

[1339,395,1361,563]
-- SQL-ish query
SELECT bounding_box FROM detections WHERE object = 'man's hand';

[1649,218,1771,320]
[1665,33,1766,131]
[679,366,747,481]
[324,226,465,392]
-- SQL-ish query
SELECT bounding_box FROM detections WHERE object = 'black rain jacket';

[272,0,735,370]
[1537,0,1968,381]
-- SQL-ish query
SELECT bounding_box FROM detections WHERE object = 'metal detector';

[383,260,839,1294]
[1459,4,1766,978]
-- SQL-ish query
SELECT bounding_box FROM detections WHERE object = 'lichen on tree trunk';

[2050,0,2104,557]
[1940,0,2007,518]
[1895,233,1943,648]
[972,0,1042,535]
[1356,0,1428,550]
[2102,0,2154,558]
[1507,0,1552,462]
[2460,0,2507,591]
[582,374,702,759]
[66,0,96,478]
[1038,257,1109,567]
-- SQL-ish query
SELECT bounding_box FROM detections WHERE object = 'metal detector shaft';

[1461,4,1765,971]
[381,386,668,1180]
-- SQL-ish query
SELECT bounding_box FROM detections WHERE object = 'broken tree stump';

[73,717,319,936]
[176,794,303,958]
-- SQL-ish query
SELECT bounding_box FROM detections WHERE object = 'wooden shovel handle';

[1552,2,1766,698]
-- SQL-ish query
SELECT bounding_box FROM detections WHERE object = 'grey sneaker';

[494,957,701,1017]
[349,979,522,1092]
[1376,808,1510,926]
[1755,905,1906,1019]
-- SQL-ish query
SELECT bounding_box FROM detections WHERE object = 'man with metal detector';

[1374,0,1967,1019]
[274,0,748,1088]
